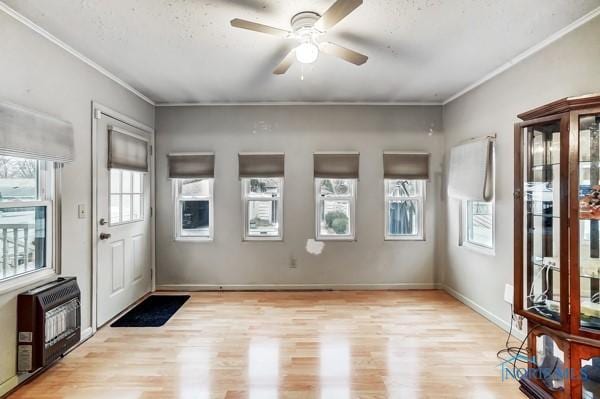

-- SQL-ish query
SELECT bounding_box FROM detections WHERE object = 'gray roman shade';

[168,153,215,179]
[448,137,494,201]
[383,151,430,180]
[238,153,285,178]
[0,101,74,162]
[108,126,149,172]
[313,152,359,179]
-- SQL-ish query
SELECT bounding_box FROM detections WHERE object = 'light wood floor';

[10,290,524,399]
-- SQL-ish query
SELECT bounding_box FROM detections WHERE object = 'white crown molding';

[156,101,443,107]
[0,1,155,106]
[443,6,600,105]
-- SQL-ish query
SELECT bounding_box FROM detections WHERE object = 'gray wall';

[442,15,600,331]
[156,105,444,288]
[0,11,154,393]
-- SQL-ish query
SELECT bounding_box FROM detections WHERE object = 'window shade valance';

[313,152,359,179]
[108,126,149,172]
[383,152,430,180]
[448,137,494,201]
[0,101,74,163]
[168,153,215,179]
[238,153,284,178]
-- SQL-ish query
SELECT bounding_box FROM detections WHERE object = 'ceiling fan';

[230,0,368,75]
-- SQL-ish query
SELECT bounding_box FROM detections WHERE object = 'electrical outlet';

[504,284,514,305]
[289,256,297,268]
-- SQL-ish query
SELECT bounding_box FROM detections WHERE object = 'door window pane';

[122,170,132,193]
[132,194,142,220]
[109,169,144,225]
[122,194,131,222]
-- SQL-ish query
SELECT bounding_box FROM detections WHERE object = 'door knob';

[99,233,111,240]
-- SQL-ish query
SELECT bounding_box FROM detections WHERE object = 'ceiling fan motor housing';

[291,11,321,35]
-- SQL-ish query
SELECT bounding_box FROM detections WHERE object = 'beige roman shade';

[383,151,430,180]
[108,126,149,172]
[448,137,494,201]
[313,152,359,179]
[238,153,285,178]
[0,101,74,163]
[168,153,215,179]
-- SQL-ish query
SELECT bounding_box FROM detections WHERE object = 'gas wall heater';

[17,277,81,373]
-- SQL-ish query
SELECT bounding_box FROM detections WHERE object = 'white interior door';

[96,114,152,327]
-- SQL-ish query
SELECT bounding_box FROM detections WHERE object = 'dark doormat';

[110,295,190,327]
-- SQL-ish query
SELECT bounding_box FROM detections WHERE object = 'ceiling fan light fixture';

[295,41,319,64]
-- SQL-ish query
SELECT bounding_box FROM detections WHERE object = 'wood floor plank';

[9,290,524,398]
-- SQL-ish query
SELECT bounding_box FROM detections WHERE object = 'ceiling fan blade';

[230,18,291,38]
[314,0,363,31]
[320,42,368,65]
[273,50,296,75]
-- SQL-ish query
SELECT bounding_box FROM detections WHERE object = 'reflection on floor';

[10,290,523,398]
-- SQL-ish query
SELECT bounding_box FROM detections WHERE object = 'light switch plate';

[78,204,86,219]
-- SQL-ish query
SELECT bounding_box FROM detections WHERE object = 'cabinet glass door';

[579,113,600,331]
[523,121,562,324]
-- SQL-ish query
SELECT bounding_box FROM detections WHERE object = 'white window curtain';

[448,137,494,201]
[313,152,360,179]
[108,126,149,172]
[383,151,430,180]
[0,101,74,163]
[168,153,215,179]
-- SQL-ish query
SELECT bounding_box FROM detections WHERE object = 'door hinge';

[150,207,153,217]
[150,269,153,280]
[149,145,153,156]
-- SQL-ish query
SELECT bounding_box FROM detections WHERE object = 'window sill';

[385,235,425,241]
[174,237,213,243]
[243,237,284,242]
[0,268,57,296]
[460,241,495,256]
[316,237,356,242]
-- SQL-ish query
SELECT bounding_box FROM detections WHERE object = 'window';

[0,155,55,283]
[463,200,494,250]
[315,178,356,240]
[174,178,213,241]
[385,179,425,240]
[242,178,283,240]
[110,169,144,225]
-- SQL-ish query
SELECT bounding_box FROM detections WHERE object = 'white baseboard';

[442,284,526,341]
[80,326,93,341]
[158,282,441,291]
[0,375,19,397]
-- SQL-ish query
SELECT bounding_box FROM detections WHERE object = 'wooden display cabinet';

[515,94,600,399]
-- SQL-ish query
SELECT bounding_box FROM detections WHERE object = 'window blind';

[168,153,215,179]
[108,126,149,172]
[313,152,359,179]
[0,101,74,163]
[238,153,284,178]
[383,152,430,180]
[448,138,494,201]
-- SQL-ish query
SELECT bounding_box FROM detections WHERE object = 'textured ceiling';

[4,0,600,104]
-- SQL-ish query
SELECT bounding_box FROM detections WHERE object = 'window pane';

[132,194,142,220]
[247,178,280,197]
[387,180,420,197]
[0,206,47,280]
[319,179,352,197]
[132,172,142,194]
[0,156,38,201]
[247,200,279,236]
[181,179,210,197]
[467,200,493,247]
[122,194,131,222]
[110,195,120,223]
[181,200,210,237]
[110,169,121,194]
[388,200,419,236]
[122,170,132,193]
[320,200,351,236]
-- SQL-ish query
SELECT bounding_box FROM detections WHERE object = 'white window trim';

[384,179,426,241]
[315,178,357,241]
[241,178,284,241]
[173,178,214,242]
[459,199,496,256]
[0,160,59,294]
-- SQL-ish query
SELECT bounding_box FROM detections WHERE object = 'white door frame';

[91,102,156,332]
